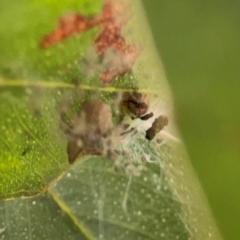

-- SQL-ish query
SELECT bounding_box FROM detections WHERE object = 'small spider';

[120,90,153,121]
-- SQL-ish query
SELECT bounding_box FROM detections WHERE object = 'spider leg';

[140,112,153,120]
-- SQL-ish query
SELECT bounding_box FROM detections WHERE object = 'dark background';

[142,1,240,240]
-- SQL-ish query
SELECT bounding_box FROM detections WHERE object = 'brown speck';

[156,138,163,144]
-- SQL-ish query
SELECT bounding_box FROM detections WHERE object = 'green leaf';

[49,151,189,240]
[0,0,105,198]
[0,0,167,199]
[0,0,222,239]
[0,152,191,240]
[0,193,88,240]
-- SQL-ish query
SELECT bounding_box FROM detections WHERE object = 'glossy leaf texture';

[0,0,221,239]
[0,0,104,198]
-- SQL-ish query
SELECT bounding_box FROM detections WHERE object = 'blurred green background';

[142,0,240,240]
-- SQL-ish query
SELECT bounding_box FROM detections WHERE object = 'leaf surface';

[0,0,104,198]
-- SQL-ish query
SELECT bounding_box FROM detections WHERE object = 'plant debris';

[39,0,169,169]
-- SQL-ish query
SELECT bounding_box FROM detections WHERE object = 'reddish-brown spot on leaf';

[39,13,102,48]
[39,0,140,84]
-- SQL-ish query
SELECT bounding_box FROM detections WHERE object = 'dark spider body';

[121,90,153,121]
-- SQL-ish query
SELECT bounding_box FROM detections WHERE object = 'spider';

[61,89,168,165]
[120,90,154,121]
